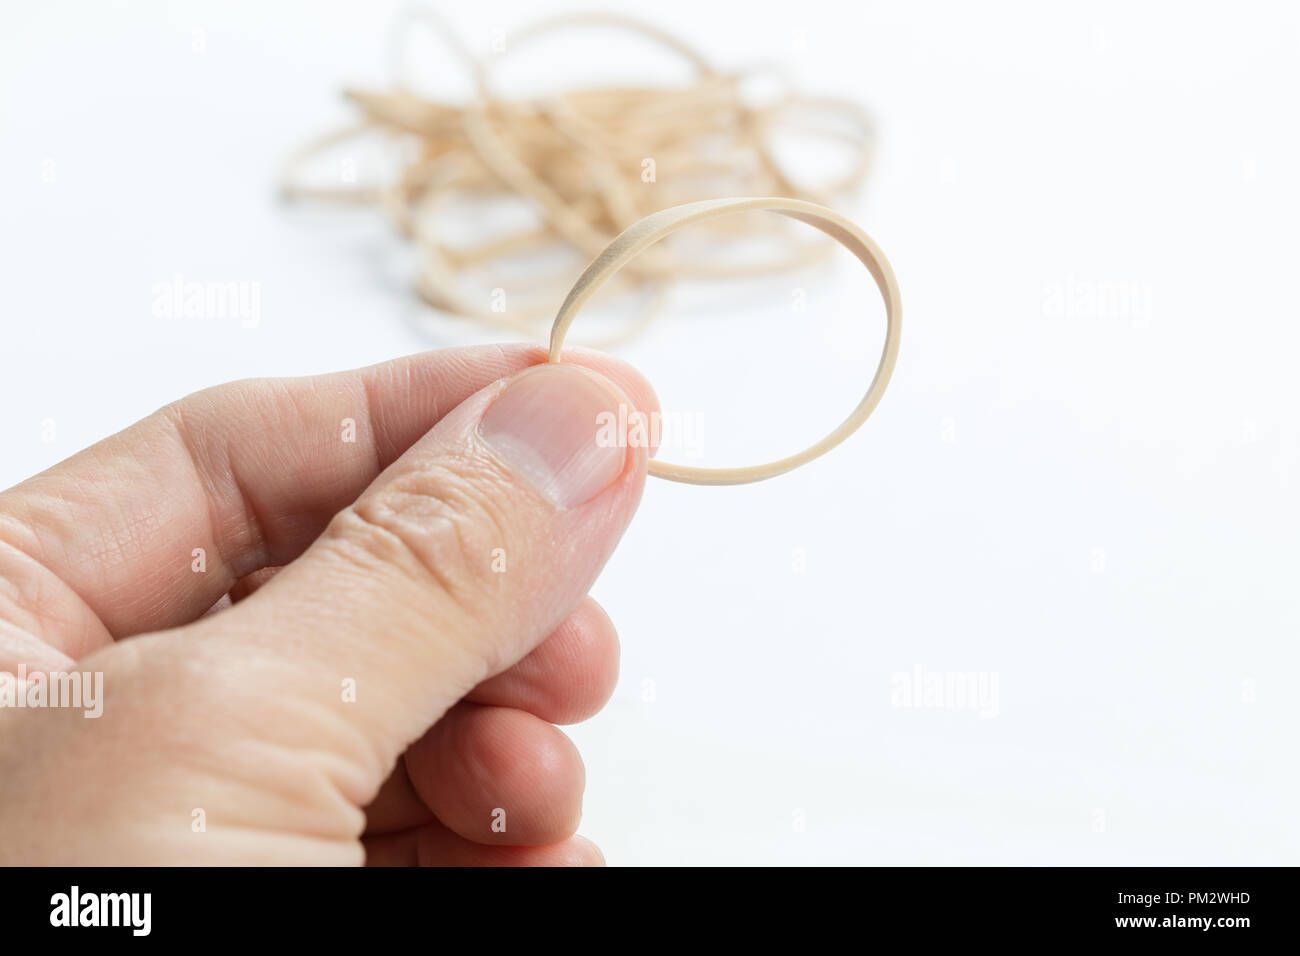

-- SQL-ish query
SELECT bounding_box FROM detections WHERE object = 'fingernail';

[478,365,628,509]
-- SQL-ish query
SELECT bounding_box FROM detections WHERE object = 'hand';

[0,345,657,865]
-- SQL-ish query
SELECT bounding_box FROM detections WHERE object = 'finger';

[364,823,604,867]
[179,361,652,800]
[363,598,618,836]
[407,704,585,847]
[374,704,585,846]
[466,595,619,725]
[0,345,659,656]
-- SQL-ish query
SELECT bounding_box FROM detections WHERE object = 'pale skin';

[0,344,659,865]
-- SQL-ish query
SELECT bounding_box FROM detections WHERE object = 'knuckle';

[324,459,514,617]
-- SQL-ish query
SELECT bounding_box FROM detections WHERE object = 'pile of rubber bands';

[281,8,875,346]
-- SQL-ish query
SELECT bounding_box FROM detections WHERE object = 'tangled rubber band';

[282,8,877,347]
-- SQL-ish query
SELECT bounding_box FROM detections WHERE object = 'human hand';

[0,345,657,865]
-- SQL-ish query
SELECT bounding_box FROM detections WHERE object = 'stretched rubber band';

[548,197,901,485]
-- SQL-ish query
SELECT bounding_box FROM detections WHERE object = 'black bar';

[0,866,1287,943]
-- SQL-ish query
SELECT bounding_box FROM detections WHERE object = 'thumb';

[194,362,653,789]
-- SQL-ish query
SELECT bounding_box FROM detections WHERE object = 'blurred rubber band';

[280,7,877,348]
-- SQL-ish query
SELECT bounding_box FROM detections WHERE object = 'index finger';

[0,345,659,658]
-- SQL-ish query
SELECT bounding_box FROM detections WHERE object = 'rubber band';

[548,197,901,485]
[281,9,877,348]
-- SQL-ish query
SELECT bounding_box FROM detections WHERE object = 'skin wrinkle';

[56,447,165,583]
[175,736,362,841]
[400,448,541,672]
[0,618,74,672]
[83,495,172,596]
[198,716,373,839]
[81,468,186,624]
[0,540,44,630]
[0,505,42,569]
[0,512,111,656]
[212,383,290,560]
[361,365,404,464]
[79,502,158,579]
[224,467,268,574]
[293,381,381,546]
[157,402,245,609]
[392,362,434,462]
[305,514,492,703]
[355,372,387,486]
[340,456,518,655]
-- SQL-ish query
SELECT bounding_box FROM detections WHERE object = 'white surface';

[1,0,1297,864]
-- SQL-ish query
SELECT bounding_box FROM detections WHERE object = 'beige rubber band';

[283,10,879,351]
[548,197,901,485]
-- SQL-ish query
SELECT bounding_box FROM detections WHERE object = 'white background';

[2,0,1297,864]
